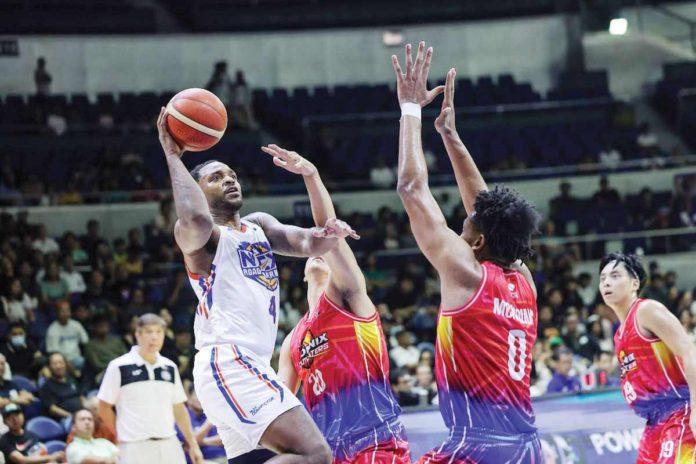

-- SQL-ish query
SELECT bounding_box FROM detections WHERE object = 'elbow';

[397,179,426,199]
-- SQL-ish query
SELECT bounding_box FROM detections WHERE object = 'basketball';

[165,88,227,152]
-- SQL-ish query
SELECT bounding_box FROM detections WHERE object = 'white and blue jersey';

[187,219,280,362]
[187,219,301,460]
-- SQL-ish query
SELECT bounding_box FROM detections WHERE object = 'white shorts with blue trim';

[193,344,301,460]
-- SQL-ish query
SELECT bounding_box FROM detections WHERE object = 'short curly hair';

[599,252,647,291]
[470,185,539,265]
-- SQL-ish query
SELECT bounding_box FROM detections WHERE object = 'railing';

[1,154,696,206]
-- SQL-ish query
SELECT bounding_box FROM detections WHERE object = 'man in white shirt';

[389,330,421,370]
[45,301,88,370]
[60,256,86,296]
[31,225,60,255]
[66,409,118,464]
[97,314,202,464]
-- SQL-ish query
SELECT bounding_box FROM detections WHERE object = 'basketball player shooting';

[261,144,411,463]
[157,108,357,463]
[599,252,696,463]
[391,42,542,463]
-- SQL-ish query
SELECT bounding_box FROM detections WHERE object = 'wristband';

[400,102,421,120]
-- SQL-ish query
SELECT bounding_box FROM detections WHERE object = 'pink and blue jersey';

[614,298,695,463]
[290,293,410,463]
[418,261,540,463]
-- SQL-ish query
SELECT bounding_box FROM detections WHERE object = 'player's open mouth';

[225,188,239,196]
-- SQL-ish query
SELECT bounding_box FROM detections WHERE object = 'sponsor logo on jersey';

[492,297,533,326]
[619,350,637,377]
[237,241,279,291]
[299,331,329,369]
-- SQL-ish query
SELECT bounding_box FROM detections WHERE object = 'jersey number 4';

[268,296,277,323]
[507,330,527,382]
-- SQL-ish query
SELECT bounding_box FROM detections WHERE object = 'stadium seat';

[26,416,65,441]
[44,440,67,454]
[12,375,38,393]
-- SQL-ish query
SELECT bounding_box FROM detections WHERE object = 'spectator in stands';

[0,355,34,409]
[636,122,660,155]
[0,324,44,379]
[369,157,395,189]
[39,352,85,421]
[576,272,596,308]
[392,369,419,407]
[597,143,622,170]
[40,262,69,307]
[32,225,59,256]
[679,309,696,344]
[1,278,36,324]
[55,183,81,205]
[206,61,233,107]
[546,348,581,394]
[590,351,620,388]
[80,220,105,260]
[560,311,583,353]
[412,364,437,405]
[0,403,65,463]
[66,409,118,464]
[84,317,126,383]
[230,70,257,130]
[34,57,52,97]
[531,341,553,396]
[549,181,577,235]
[178,387,226,464]
[389,330,420,370]
[46,301,89,371]
[66,397,115,445]
[643,273,669,306]
[152,197,176,238]
[61,234,88,267]
[591,176,621,205]
[384,277,418,317]
[59,256,86,299]
[576,315,603,362]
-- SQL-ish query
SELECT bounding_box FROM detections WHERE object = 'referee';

[97,313,203,464]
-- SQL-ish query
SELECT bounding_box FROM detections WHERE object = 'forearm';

[49,404,71,418]
[441,130,487,214]
[397,116,428,191]
[165,155,212,228]
[683,349,696,404]
[99,402,117,438]
[11,453,53,464]
[174,404,196,447]
[302,172,336,227]
[80,457,113,464]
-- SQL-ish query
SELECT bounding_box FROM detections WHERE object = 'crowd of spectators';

[0,170,695,459]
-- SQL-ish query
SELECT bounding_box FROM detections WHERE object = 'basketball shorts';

[193,344,301,460]
[332,420,411,464]
[416,427,541,464]
[638,404,695,464]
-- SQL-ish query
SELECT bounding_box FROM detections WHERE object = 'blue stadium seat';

[26,416,64,441]
[44,440,67,454]
[12,375,37,393]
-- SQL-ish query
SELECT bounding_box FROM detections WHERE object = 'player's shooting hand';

[391,41,444,107]
[261,144,317,177]
[435,68,457,136]
[313,218,360,240]
[157,107,185,158]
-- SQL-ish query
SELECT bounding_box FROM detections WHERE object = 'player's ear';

[471,233,485,252]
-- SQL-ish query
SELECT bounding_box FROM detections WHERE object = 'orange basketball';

[165,88,228,152]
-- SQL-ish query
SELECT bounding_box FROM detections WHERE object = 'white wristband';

[400,102,421,120]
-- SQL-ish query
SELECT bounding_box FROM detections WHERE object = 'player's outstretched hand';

[314,218,360,240]
[391,41,445,108]
[261,144,317,177]
[435,68,457,135]
[157,107,185,158]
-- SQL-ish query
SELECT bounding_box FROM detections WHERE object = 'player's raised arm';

[157,108,216,256]
[392,42,478,276]
[262,145,367,302]
[435,68,487,214]
[278,330,300,394]
[637,300,696,436]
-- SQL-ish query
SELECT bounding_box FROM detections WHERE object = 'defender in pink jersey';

[265,145,411,464]
[599,252,696,464]
[391,43,542,463]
